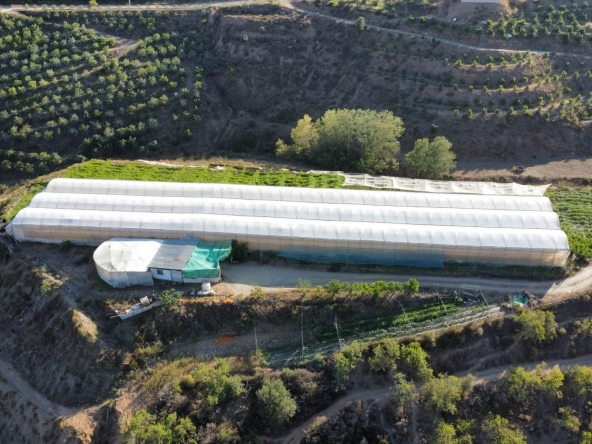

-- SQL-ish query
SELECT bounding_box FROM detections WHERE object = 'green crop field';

[64,159,346,187]
[314,302,459,343]
[547,187,592,259]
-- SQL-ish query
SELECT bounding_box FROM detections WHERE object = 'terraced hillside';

[0,4,590,185]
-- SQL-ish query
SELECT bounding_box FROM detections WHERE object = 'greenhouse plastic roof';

[337,173,548,196]
[94,239,164,273]
[28,193,560,230]
[9,178,569,257]
[93,238,200,273]
[45,179,553,211]
[13,209,569,250]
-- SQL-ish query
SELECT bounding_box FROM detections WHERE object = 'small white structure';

[93,238,229,288]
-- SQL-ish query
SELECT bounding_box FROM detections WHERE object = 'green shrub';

[334,340,365,381]
[257,378,297,425]
[369,338,400,373]
[158,289,182,309]
[399,342,433,381]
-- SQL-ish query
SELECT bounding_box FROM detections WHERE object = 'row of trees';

[276,109,456,178]
[0,10,206,177]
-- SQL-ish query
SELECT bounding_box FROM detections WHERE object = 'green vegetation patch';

[315,302,459,343]
[64,159,345,187]
[547,187,592,259]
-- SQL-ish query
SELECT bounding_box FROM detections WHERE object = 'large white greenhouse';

[7,178,570,268]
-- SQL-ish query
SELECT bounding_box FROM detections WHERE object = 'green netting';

[182,240,232,279]
[512,294,529,306]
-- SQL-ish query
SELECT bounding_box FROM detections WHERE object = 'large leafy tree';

[276,109,405,174]
[405,136,456,179]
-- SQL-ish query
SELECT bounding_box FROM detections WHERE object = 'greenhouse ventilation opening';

[7,178,570,268]
[279,247,444,268]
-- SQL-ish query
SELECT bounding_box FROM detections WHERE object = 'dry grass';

[71,309,98,345]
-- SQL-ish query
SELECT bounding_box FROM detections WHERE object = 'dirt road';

[0,358,75,419]
[280,388,390,444]
[8,0,592,60]
[221,262,592,300]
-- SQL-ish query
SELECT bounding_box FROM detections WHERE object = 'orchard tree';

[406,136,456,179]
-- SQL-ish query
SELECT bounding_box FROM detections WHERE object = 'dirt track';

[221,262,592,301]
[0,358,74,419]
[8,0,592,61]
[272,353,592,444]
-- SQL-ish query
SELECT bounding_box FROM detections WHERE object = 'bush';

[430,421,458,444]
[59,240,74,252]
[231,239,249,262]
[481,413,526,444]
[124,410,196,444]
[421,374,474,414]
[334,340,365,381]
[158,289,182,309]
[399,342,433,381]
[404,278,420,294]
[515,309,557,343]
[369,338,400,373]
[257,378,297,426]
[190,358,245,406]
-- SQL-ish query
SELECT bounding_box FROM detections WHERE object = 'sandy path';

[0,358,75,418]
[221,262,592,299]
[279,388,390,444]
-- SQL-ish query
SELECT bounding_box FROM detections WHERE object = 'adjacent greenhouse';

[8,178,570,268]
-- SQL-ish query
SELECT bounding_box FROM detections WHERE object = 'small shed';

[93,238,231,288]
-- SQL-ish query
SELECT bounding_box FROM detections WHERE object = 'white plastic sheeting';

[45,179,553,212]
[338,174,547,196]
[29,193,560,230]
[93,239,159,287]
[8,178,570,267]
[10,208,569,266]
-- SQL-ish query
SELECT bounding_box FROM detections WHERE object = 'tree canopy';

[276,109,405,174]
[481,413,526,444]
[257,378,297,425]
[405,136,456,179]
[515,309,558,343]
[125,410,197,444]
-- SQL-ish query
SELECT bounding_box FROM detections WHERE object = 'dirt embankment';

[0,254,121,408]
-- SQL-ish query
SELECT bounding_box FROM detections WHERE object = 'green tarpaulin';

[181,240,232,279]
